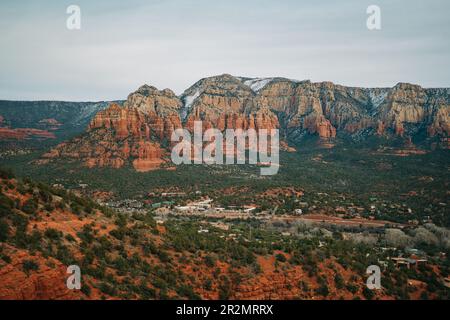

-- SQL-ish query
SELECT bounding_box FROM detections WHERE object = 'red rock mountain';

[41,75,450,171]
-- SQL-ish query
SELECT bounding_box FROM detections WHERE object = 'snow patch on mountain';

[369,90,388,109]
[184,90,201,110]
[181,90,201,119]
[243,78,274,92]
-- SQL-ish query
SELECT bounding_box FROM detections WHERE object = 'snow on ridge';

[369,90,388,109]
[181,89,201,120]
[183,90,201,110]
[243,78,274,92]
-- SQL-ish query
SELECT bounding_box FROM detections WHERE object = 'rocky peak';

[393,82,423,91]
[124,84,182,116]
[180,75,280,133]
[182,74,254,98]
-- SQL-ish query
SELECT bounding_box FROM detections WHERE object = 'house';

[377,260,389,269]
[335,207,346,214]
[243,206,256,213]
[161,192,186,197]
[191,199,213,209]
[391,256,427,269]
[405,248,422,256]
[294,209,303,215]
[391,257,416,268]
[175,206,194,212]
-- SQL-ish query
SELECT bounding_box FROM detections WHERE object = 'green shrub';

[204,255,216,268]
[0,168,15,179]
[22,260,39,273]
[81,284,92,297]
[1,253,12,263]
[176,284,201,300]
[22,198,38,215]
[275,253,287,262]
[334,274,345,289]
[315,283,329,297]
[0,192,14,217]
[203,279,213,290]
[44,228,61,240]
[0,219,9,241]
[99,282,117,295]
[363,287,375,300]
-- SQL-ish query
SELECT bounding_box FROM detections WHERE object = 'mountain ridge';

[0,74,447,171]
[38,74,450,171]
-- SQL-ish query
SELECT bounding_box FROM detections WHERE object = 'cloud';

[0,0,449,100]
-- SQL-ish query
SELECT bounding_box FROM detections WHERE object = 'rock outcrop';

[182,74,279,133]
[41,85,186,171]
[0,245,84,300]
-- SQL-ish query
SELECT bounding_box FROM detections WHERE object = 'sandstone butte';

[40,75,449,171]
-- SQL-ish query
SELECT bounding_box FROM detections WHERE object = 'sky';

[0,0,449,101]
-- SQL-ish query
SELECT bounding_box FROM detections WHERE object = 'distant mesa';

[0,114,56,140]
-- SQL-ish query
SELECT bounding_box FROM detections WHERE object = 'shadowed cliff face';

[40,74,450,171]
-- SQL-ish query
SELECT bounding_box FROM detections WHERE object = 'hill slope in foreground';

[1,75,448,170]
[0,169,449,300]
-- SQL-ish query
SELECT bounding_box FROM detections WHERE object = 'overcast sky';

[0,0,449,101]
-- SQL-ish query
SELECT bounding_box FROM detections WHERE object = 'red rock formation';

[43,86,182,171]
[376,121,385,135]
[0,128,56,140]
[131,140,164,172]
[394,121,405,137]
[0,246,84,300]
[303,114,336,138]
[38,118,62,131]
[317,117,337,138]
[0,113,56,140]
[40,76,450,170]
[427,106,449,137]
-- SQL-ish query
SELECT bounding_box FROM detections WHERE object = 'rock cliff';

[41,75,449,170]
